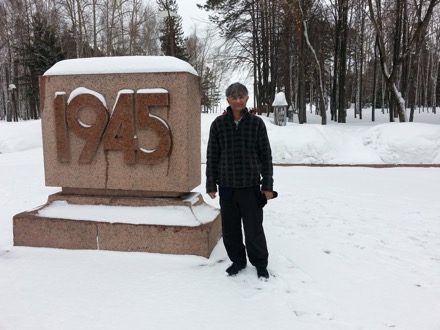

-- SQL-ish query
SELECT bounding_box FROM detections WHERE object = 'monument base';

[13,192,222,258]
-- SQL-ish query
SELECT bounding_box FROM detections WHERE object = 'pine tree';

[20,12,65,118]
[201,66,221,112]
[156,0,188,61]
[201,66,212,112]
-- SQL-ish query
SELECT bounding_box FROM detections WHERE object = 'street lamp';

[7,84,17,122]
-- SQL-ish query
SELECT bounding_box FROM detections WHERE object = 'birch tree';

[367,0,440,122]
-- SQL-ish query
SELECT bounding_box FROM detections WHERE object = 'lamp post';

[8,83,17,122]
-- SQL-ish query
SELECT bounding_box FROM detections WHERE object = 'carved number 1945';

[54,90,171,165]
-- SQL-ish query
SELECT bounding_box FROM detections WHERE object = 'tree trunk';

[337,0,349,123]
[300,1,326,124]
[293,0,306,124]
[371,36,379,122]
[368,0,440,122]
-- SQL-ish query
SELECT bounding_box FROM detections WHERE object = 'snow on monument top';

[44,56,198,76]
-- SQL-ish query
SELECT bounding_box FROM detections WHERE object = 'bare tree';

[367,0,440,122]
[295,0,327,124]
[186,24,227,112]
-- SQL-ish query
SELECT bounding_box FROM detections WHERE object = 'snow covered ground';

[1,109,440,329]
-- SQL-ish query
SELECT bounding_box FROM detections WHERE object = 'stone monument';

[13,56,222,258]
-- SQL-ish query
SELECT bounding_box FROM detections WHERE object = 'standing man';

[206,82,274,280]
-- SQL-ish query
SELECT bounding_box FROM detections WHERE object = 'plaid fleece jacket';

[206,107,273,193]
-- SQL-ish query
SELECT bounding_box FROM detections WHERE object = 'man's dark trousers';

[219,186,269,268]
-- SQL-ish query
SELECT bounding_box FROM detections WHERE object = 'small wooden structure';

[272,92,288,126]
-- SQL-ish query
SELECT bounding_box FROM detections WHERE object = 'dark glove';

[257,191,278,208]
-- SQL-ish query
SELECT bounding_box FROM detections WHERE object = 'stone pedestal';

[14,192,221,257]
[13,56,222,257]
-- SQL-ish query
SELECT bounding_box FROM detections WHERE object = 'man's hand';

[208,192,217,199]
[261,190,273,200]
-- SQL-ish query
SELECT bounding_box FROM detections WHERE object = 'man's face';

[227,95,249,112]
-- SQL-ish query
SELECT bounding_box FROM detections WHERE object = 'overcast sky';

[175,0,211,34]
[174,0,253,107]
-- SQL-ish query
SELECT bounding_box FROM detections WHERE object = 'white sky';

[175,0,211,34]
[172,1,254,108]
